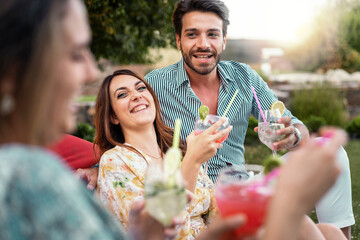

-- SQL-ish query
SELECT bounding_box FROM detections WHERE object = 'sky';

[223,0,327,43]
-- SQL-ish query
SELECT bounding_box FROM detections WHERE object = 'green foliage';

[72,122,95,143]
[303,115,326,133]
[290,83,348,127]
[85,0,177,64]
[346,115,360,138]
[244,116,260,145]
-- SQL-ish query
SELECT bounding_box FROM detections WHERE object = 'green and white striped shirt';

[146,59,302,182]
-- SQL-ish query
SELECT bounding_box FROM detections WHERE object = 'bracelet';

[292,127,302,148]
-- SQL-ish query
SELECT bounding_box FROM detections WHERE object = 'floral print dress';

[98,144,218,240]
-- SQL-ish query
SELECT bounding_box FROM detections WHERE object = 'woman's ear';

[0,71,16,115]
[110,114,120,125]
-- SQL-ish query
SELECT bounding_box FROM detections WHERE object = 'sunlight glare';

[224,0,326,43]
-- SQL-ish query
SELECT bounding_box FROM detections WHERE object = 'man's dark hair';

[172,0,230,37]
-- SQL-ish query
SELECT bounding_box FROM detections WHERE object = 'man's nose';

[197,34,210,49]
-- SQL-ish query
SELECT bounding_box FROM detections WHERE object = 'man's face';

[176,11,226,76]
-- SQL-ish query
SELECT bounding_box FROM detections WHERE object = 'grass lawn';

[244,139,360,239]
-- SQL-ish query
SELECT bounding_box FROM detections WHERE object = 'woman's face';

[109,75,156,132]
[50,0,98,139]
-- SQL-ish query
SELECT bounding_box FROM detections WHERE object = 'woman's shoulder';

[102,145,143,159]
[0,144,64,171]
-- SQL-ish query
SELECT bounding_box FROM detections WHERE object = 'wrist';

[291,127,302,148]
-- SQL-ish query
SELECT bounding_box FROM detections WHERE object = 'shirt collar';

[174,59,190,88]
[217,61,235,83]
[174,59,235,89]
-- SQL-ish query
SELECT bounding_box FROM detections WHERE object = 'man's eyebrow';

[184,28,198,32]
[207,28,221,32]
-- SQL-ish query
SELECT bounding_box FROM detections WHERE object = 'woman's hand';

[185,118,232,166]
[75,167,99,191]
[181,118,232,192]
[128,198,184,240]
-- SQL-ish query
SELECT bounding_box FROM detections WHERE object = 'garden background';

[76,1,360,238]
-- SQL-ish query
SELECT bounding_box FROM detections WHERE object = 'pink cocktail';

[194,130,229,143]
[215,167,272,239]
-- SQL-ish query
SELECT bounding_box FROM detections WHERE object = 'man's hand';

[75,167,99,191]
[254,116,309,151]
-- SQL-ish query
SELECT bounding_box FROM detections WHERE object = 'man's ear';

[176,34,181,51]
[223,35,227,51]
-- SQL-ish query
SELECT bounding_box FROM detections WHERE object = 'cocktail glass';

[215,166,273,239]
[194,114,230,186]
[144,160,187,226]
[258,109,285,156]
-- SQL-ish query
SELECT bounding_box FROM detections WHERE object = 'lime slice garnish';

[164,147,182,177]
[199,105,209,121]
[270,101,285,116]
[164,119,183,182]
[263,154,283,174]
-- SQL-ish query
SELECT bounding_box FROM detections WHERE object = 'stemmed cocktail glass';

[194,114,230,187]
[257,109,285,156]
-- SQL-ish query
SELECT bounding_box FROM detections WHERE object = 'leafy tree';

[85,0,177,64]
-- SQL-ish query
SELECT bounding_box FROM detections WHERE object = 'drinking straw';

[173,119,181,148]
[251,86,267,124]
[222,89,239,117]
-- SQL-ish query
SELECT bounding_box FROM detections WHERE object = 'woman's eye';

[117,93,127,99]
[72,52,85,62]
[138,86,147,91]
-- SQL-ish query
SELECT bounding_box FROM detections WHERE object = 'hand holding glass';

[258,109,285,156]
[215,166,272,239]
[144,160,187,226]
[194,114,230,185]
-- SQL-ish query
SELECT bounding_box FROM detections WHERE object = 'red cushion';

[48,134,100,170]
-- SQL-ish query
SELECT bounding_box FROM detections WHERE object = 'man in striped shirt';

[145,0,308,182]
[145,0,354,238]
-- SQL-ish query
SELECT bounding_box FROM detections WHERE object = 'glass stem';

[201,161,209,187]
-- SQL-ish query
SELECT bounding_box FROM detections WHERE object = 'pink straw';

[251,86,267,124]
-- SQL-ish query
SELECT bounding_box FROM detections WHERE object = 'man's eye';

[209,33,219,37]
[187,33,196,37]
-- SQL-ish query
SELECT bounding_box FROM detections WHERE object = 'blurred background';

[74,2,359,236]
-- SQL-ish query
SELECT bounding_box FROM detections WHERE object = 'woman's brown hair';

[94,69,186,160]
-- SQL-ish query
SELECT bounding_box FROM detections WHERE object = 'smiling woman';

[223,0,326,43]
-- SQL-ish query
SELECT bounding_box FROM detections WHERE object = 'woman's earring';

[0,93,15,115]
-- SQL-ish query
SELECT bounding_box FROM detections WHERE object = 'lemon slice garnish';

[270,101,285,116]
